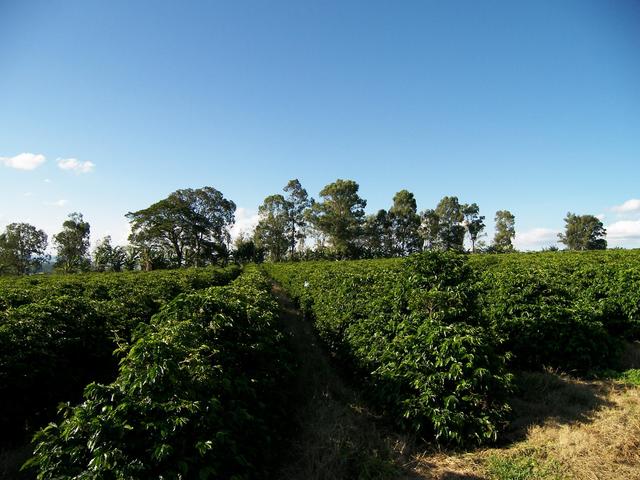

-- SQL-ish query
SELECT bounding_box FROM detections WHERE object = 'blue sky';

[1,0,639,250]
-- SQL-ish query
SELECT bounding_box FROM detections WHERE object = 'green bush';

[265,252,513,445]
[0,265,240,443]
[25,268,294,479]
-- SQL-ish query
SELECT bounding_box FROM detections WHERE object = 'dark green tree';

[558,213,607,250]
[253,194,290,262]
[126,187,235,268]
[362,209,393,258]
[434,196,465,251]
[419,209,440,250]
[308,179,367,258]
[0,222,49,274]
[283,179,311,258]
[233,235,264,264]
[493,210,516,252]
[53,212,91,273]
[389,189,422,256]
[122,245,140,271]
[93,236,126,272]
[462,203,486,253]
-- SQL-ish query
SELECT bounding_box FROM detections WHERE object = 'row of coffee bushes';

[0,266,240,442]
[25,267,294,480]
[264,254,514,446]
[264,250,640,444]
[471,250,640,370]
[470,250,640,341]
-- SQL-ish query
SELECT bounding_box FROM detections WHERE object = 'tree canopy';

[389,189,422,256]
[53,213,91,273]
[0,222,49,274]
[493,210,516,252]
[126,187,236,268]
[558,213,607,250]
[254,194,290,262]
[307,179,367,258]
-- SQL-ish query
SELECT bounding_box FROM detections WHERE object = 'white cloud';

[514,227,560,251]
[57,157,95,173]
[1,153,46,170]
[606,219,640,240]
[92,221,132,248]
[612,199,640,214]
[596,213,606,221]
[605,219,640,248]
[44,178,52,183]
[44,199,69,207]
[230,207,259,241]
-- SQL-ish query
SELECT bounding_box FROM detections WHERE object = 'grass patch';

[590,368,640,386]
[486,451,565,480]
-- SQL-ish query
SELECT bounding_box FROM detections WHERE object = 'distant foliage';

[492,210,516,252]
[127,186,236,268]
[0,222,49,274]
[53,212,91,273]
[558,212,607,250]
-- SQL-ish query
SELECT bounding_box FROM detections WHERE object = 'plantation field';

[0,266,240,446]
[1,250,639,479]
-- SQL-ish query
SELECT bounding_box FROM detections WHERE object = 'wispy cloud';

[1,153,46,170]
[612,198,640,214]
[44,178,52,183]
[44,199,69,207]
[514,227,560,251]
[57,157,95,174]
[230,207,259,240]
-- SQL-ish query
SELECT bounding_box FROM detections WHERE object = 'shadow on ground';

[503,370,614,444]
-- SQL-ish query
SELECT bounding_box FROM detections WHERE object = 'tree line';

[0,180,608,274]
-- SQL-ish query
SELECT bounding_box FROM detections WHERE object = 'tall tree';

[434,196,465,251]
[558,213,607,250]
[362,209,393,258]
[0,223,49,274]
[93,236,126,272]
[253,194,290,262]
[419,209,440,250]
[283,179,311,258]
[54,212,91,273]
[308,179,367,258]
[126,187,235,268]
[389,189,422,256]
[493,210,516,252]
[462,203,486,253]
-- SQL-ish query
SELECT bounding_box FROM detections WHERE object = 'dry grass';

[406,371,640,480]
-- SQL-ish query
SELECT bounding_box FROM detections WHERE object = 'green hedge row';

[264,253,514,446]
[471,251,640,370]
[25,267,294,479]
[0,266,240,442]
[471,250,640,342]
[264,250,640,444]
